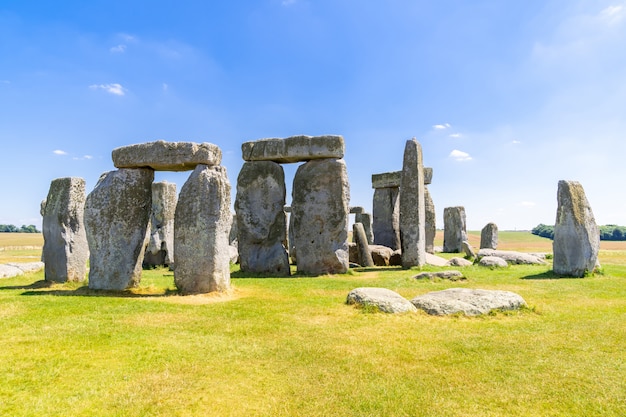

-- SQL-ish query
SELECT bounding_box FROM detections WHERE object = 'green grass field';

[0,233,625,416]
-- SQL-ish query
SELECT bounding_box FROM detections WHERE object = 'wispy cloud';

[73,155,93,160]
[110,44,127,53]
[511,140,521,144]
[433,123,451,130]
[449,133,462,138]
[449,149,472,161]
[600,4,625,26]
[89,83,126,96]
[53,150,68,156]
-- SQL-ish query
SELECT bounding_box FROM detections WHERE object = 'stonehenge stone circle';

[112,140,222,171]
[353,222,374,267]
[235,161,290,276]
[85,168,154,290]
[480,222,498,250]
[144,181,177,267]
[242,135,344,163]
[174,165,232,294]
[372,186,401,250]
[443,206,467,253]
[355,211,374,244]
[292,158,350,274]
[553,180,600,277]
[42,177,89,283]
[399,138,426,268]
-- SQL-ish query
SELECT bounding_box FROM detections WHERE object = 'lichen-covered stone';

[112,140,222,171]
[355,212,374,244]
[400,138,426,268]
[42,177,89,282]
[371,171,401,189]
[242,135,344,163]
[144,181,177,267]
[347,287,417,313]
[477,249,546,265]
[372,187,400,250]
[553,180,600,277]
[443,206,467,253]
[292,158,349,274]
[480,222,498,249]
[411,288,527,316]
[174,165,232,293]
[235,161,290,276]
[85,169,154,290]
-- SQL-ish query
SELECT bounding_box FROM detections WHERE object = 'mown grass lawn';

[0,233,625,416]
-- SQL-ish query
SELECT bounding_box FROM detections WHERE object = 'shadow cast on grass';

[3,280,180,298]
[521,270,584,280]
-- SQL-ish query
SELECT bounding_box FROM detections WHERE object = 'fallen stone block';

[347,287,417,313]
[411,288,527,316]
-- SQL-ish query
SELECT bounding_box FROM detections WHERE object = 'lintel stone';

[372,167,432,189]
[241,135,344,163]
[112,140,222,171]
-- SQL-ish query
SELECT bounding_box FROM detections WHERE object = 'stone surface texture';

[411,288,527,316]
[235,161,290,276]
[480,222,498,249]
[425,253,449,267]
[372,187,401,250]
[112,140,222,171]
[0,264,24,278]
[371,171,401,189]
[479,256,509,268]
[355,212,374,244]
[425,187,436,254]
[144,181,177,267]
[353,222,374,267]
[292,159,350,274]
[42,177,89,282]
[347,287,417,314]
[553,180,600,277]
[446,257,474,267]
[443,206,467,253]
[477,249,546,265]
[85,169,154,290]
[174,165,232,293]
[413,271,465,281]
[369,245,394,266]
[400,138,426,268]
[242,135,344,163]
[462,240,476,258]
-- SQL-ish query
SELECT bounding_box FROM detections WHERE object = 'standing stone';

[144,181,177,267]
[288,210,296,264]
[424,187,436,254]
[42,177,89,282]
[355,212,374,244]
[400,138,426,268]
[372,187,401,250]
[443,206,467,253]
[353,222,374,267]
[235,161,290,276]
[480,222,498,250]
[553,180,600,277]
[292,159,350,274]
[174,165,232,293]
[85,169,154,290]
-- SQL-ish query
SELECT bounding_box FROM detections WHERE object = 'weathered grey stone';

[425,253,449,267]
[174,165,232,293]
[42,177,89,283]
[288,211,296,263]
[413,271,465,281]
[479,256,509,268]
[350,206,365,214]
[369,245,393,266]
[446,257,474,267]
[228,213,238,246]
[425,187,436,254]
[112,140,222,171]
[348,242,358,264]
[144,181,177,267]
[553,180,600,277]
[443,206,467,253]
[85,169,154,290]
[292,159,350,275]
[477,249,547,265]
[355,212,374,244]
[372,187,400,250]
[400,138,426,268]
[347,287,417,313]
[462,240,476,258]
[423,167,433,186]
[371,171,401,189]
[411,288,527,316]
[353,222,374,267]
[480,222,498,249]
[235,161,290,276]
[7,262,45,274]
[242,135,344,163]
[0,264,24,278]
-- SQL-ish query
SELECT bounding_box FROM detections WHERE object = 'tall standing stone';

[400,138,426,268]
[553,180,600,277]
[235,161,290,276]
[144,181,177,267]
[443,206,467,253]
[174,165,232,293]
[480,222,498,250]
[424,187,436,254]
[353,222,374,267]
[372,187,401,250]
[42,177,89,282]
[292,158,350,274]
[85,169,154,290]
[355,212,374,244]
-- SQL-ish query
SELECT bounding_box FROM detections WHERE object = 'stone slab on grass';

[113,140,222,171]
[8,262,45,274]
[347,287,417,314]
[477,249,546,265]
[411,288,527,316]
[413,271,465,281]
[242,135,344,163]
[479,256,509,268]
[0,264,24,278]
[425,253,448,266]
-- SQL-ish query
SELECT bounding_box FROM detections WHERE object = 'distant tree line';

[532,224,626,241]
[0,224,40,233]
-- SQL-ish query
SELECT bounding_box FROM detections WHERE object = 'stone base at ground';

[347,287,417,313]
[413,271,465,281]
[411,288,527,316]
[477,249,546,265]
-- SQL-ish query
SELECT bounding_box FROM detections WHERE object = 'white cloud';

[449,133,462,138]
[73,155,93,160]
[449,149,472,161]
[511,140,521,144]
[600,4,625,26]
[110,44,127,53]
[433,123,451,130]
[53,150,67,155]
[89,83,126,96]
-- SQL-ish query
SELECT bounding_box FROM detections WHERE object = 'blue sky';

[1,0,625,230]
